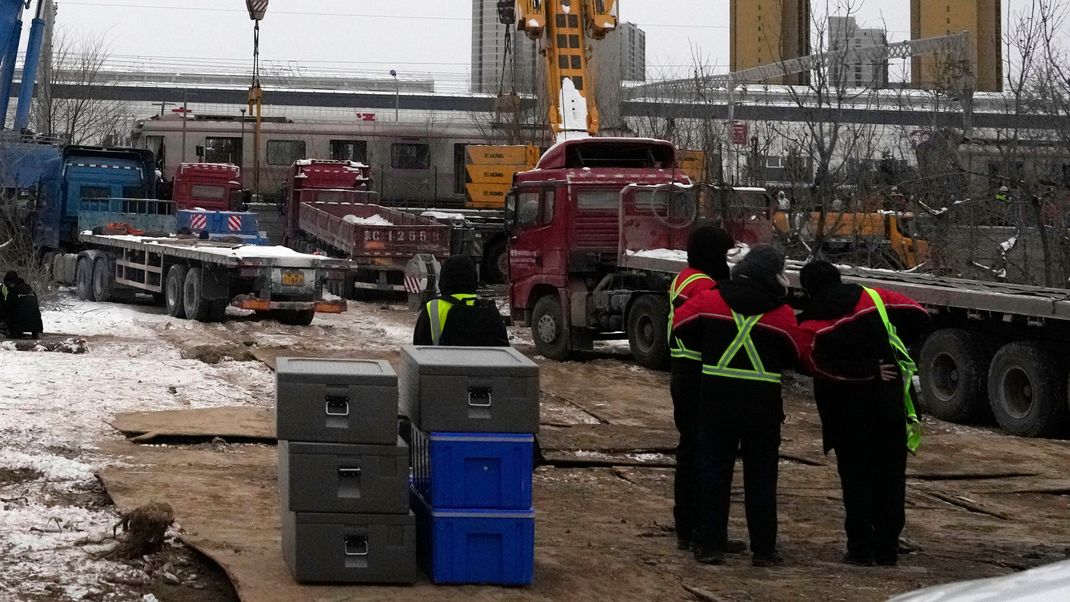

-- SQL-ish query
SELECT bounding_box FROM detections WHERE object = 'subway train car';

[131,114,501,207]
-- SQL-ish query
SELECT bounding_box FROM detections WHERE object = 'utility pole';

[180,89,188,163]
[39,0,56,134]
[391,69,399,122]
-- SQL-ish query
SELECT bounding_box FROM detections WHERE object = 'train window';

[330,140,367,163]
[205,137,242,165]
[392,143,431,170]
[267,140,307,166]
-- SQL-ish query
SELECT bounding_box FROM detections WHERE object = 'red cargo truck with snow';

[172,163,244,212]
[283,160,449,297]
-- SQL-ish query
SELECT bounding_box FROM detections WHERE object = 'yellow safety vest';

[668,272,714,361]
[426,294,478,346]
[863,287,922,454]
[702,312,781,384]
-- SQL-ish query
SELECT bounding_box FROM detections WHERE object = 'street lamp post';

[390,69,399,122]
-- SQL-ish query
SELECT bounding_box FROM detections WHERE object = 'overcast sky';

[53,0,931,89]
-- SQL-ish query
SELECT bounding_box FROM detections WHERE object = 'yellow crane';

[515,0,617,141]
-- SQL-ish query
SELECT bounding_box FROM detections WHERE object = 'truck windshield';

[191,185,226,200]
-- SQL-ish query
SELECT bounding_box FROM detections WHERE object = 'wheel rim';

[167,276,180,308]
[537,313,558,344]
[635,313,655,354]
[1001,367,1034,419]
[930,352,960,402]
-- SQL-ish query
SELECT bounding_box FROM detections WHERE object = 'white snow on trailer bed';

[78,234,348,268]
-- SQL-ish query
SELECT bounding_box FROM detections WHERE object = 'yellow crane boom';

[516,0,618,140]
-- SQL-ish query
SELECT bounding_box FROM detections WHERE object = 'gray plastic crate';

[276,358,398,445]
[280,506,417,584]
[399,346,539,434]
[278,439,409,514]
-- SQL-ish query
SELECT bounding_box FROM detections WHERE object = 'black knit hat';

[799,260,842,295]
[3,270,17,284]
[438,255,479,296]
[732,244,787,297]
[687,226,734,280]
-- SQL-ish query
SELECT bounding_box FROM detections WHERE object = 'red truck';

[283,160,449,297]
[506,138,698,368]
[172,163,244,212]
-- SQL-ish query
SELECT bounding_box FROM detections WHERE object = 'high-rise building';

[829,16,889,89]
[729,0,811,84]
[910,0,1002,92]
[592,22,647,128]
[471,0,537,95]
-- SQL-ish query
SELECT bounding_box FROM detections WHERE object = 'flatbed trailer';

[387,206,510,284]
[53,233,348,326]
[621,250,1070,438]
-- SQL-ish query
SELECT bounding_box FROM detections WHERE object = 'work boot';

[751,550,785,567]
[842,552,875,567]
[725,539,748,554]
[693,546,725,565]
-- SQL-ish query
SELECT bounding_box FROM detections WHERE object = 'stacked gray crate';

[276,357,416,584]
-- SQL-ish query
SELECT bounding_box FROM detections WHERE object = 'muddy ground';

[129,298,1070,601]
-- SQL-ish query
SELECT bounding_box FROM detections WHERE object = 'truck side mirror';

[504,192,517,234]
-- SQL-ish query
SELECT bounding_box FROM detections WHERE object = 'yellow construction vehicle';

[773,209,929,269]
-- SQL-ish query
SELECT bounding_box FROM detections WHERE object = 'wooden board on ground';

[110,407,275,443]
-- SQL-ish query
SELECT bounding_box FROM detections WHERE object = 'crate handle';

[325,395,350,417]
[344,535,369,557]
[467,387,493,408]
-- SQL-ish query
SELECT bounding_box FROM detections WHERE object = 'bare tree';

[32,27,127,145]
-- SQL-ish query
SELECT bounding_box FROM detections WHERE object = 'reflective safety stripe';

[702,312,781,384]
[426,294,478,346]
[667,272,714,359]
[863,287,922,454]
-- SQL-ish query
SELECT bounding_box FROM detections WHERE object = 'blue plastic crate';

[411,489,534,586]
[411,428,534,510]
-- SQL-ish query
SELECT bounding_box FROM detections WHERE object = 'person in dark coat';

[3,271,43,339]
[413,255,508,347]
[668,226,738,552]
[797,261,930,567]
[674,245,808,567]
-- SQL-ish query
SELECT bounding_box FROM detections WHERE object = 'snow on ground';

[1,292,276,601]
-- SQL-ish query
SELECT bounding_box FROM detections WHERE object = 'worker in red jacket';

[667,226,736,552]
[674,245,808,567]
[797,261,930,567]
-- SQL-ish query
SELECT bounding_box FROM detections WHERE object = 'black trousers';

[835,424,907,562]
[670,359,701,542]
[694,408,782,556]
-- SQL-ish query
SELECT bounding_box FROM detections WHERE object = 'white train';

[130,114,502,206]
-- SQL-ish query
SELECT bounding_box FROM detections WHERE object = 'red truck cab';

[507,138,693,364]
[172,163,243,212]
[284,160,372,243]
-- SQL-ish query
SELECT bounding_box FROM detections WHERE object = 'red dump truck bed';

[297,201,450,264]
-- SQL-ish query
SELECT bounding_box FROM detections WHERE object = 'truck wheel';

[919,329,990,423]
[75,258,95,301]
[987,342,1070,438]
[531,295,571,361]
[276,309,315,326]
[627,294,670,370]
[482,242,508,284]
[165,264,189,318]
[91,258,115,303]
[183,267,218,323]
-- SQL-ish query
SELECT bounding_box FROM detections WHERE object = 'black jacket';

[674,280,807,428]
[412,295,509,347]
[3,279,43,337]
[798,284,931,452]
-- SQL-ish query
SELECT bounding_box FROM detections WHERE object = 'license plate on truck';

[281,270,305,287]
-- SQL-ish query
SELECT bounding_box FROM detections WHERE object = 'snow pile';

[343,214,394,227]
[626,248,688,262]
[421,211,466,222]
[1000,236,1018,253]
[556,77,589,139]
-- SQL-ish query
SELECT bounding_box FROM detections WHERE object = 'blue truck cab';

[36,146,158,251]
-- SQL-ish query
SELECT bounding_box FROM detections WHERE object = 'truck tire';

[165,264,189,318]
[92,258,115,303]
[531,295,571,361]
[919,329,990,423]
[627,294,670,370]
[75,258,95,301]
[183,267,220,323]
[987,342,1070,438]
[482,241,508,284]
[276,309,315,326]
